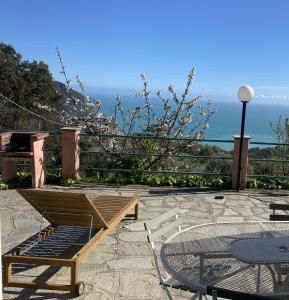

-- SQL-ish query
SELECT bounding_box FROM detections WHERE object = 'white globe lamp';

[237,85,254,102]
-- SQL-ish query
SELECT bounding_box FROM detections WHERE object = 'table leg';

[211,289,218,300]
[189,292,203,300]
[199,255,204,284]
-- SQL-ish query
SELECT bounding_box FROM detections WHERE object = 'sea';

[90,93,289,151]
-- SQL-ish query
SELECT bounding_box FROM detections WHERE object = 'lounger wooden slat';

[3,189,139,297]
[89,195,138,225]
[17,190,108,228]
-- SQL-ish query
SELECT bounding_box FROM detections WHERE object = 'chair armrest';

[269,203,289,221]
[270,203,289,211]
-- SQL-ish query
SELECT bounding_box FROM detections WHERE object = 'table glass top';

[230,237,289,264]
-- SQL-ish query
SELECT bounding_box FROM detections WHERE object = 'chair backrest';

[17,189,108,228]
[144,207,182,249]
[269,203,289,221]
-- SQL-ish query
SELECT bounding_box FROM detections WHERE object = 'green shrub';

[0,183,9,190]
[7,172,32,188]
[245,177,289,190]
[246,178,258,189]
[46,172,61,184]
[61,178,78,186]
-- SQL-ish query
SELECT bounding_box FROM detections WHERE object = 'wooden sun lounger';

[2,189,139,296]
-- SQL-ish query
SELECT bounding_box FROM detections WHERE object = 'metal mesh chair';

[144,208,211,300]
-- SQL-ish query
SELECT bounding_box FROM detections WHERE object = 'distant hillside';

[53,81,84,101]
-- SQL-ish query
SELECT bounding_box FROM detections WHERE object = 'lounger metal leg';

[212,289,218,300]
[190,292,202,300]
[88,214,94,242]
[38,213,45,241]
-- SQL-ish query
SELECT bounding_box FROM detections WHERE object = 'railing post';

[61,127,80,180]
[232,135,250,190]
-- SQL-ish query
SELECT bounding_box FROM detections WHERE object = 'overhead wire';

[0,91,66,126]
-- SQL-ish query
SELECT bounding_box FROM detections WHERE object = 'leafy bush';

[6,171,32,188]
[246,178,258,189]
[0,183,9,190]
[246,177,289,190]
[46,171,61,184]
[81,173,232,189]
[4,167,289,191]
[61,178,78,186]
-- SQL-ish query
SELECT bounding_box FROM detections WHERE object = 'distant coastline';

[87,92,287,150]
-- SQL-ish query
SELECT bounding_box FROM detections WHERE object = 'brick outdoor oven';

[0,132,49,188]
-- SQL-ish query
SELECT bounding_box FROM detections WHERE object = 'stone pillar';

[232,135,250,190]
[0,132,12,149]
[31,138,45,188]
[0,132,12,182]
[61,128,80,180]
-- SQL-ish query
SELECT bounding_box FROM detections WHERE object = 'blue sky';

[1,0,289,103]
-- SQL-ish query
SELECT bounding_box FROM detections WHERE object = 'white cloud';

[255,94,289,100]
[256,86,289,89]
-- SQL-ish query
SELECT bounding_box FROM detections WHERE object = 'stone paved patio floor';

[1,185,289,299]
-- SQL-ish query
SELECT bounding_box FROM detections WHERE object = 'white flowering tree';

[55,49,216,171]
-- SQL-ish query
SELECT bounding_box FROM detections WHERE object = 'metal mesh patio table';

[160,221,289,299]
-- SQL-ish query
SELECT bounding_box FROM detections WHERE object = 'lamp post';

[236,85,254,191]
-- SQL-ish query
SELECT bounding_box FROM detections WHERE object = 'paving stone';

[252,208,267,215]
[81,252,118,265]
[90,244,117,254]
[165,199,178,207]
[173,195,188,202]
[216,216,245,222]
[230,200,255,207]
[142,199,164,207]
[118,231,147,242]
[2,187,289,300]
[145,206,171,212]
[182,217,214,226]
[185,209,211,218]
[233,206,254,214]
[100,236,117,245]
[80,262,109,273]
[179,201,207,211]
[86,272,118,294]
[117,242,151,256]
[107,257,153,270]
[211,203,226,209]
[117,271,163,299]
[211,208,225,217]
[123,221,146,231]
[223,208,239,216]
[82,291,113,300]
[248,215,268,221]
